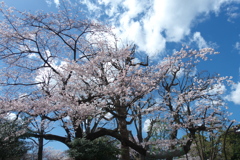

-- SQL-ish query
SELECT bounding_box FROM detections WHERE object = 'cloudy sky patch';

[75,0,240,57]
[226,82,240,104]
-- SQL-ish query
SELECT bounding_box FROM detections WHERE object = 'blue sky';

[2,0,240,151]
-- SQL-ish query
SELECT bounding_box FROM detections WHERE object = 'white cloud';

[226,5,240,22]
[81,0,100,12]
[176,66,198,78]
[143,119,151,132]
[5,113,22,122]
[5,113,17,120]
[54,0,60,7]
[63,116,70,121]
[81,0,237,57]
[208,83,227,95]
[104,112,113,119]
[45,0,52,6]
[45,0,60,7]
[98,0,123,17]
[191,32,208,49]
[143,118,171,133]
[35,60,68,89]
[235,41,240,53]
[226,82,240,104]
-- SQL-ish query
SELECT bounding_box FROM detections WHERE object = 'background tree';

[67,136,119,160]
[25,145,71,160]
[127,48,232,160]
[222,124,240,160]
[28,115,54,160]
[153,48,231,159]
[181,123,240,160]
[0,118,29,160]
[185,130,223,160]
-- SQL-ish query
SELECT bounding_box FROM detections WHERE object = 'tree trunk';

[117,107,130,160]
[166,129,178,160]
[38,136,43,160]
[38,122,44,160]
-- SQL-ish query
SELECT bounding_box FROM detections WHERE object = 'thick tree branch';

[86,128,147,155]
[146,139,192,159]
[86,128,193,159]
[28,133,71,148]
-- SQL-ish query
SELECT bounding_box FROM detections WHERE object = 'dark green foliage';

[0,139,29,160]
[0,119,29,160]
[67,137,119,160]
[223,128,240,160]
[182,125,240,160]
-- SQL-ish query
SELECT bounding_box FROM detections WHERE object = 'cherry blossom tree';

[140,48,232,159]
[26,146,71,160]
[0,0,119,155]
[0,2,233,160]
[0,2,166,159]
[117,47,232,160]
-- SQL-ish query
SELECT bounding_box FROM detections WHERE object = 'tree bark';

[166,129,178,160]
[37,121,44,160]
[28,133,71,148]
[38,136,43,160]
[117,107,130,160]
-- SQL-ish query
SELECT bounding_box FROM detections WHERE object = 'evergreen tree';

[0,118,29,160]
[67,137,119,160]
